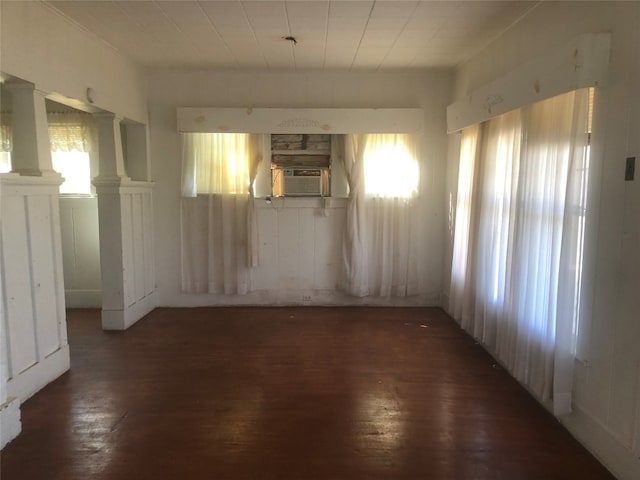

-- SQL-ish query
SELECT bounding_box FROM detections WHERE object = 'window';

[339,132,422,298]
[48,114,95,195]
[182,133,252,196]
[180,133,265,295]
[363,133,419,198]
[1,115,11,172]
[0,110,95,193]
[51,151,92,195]
[448,88,592,414]
[0,152,10,173]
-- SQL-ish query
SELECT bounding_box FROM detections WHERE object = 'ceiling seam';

[196,0,240,69]
[375,1,421,72]
[240,1,271,72]
[283,1,297,71]
[321,1,331,71]
[349,0,377,71]
[154,1,208,67]
[113,0,171,66]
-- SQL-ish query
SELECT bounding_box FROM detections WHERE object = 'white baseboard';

[102,290,157,330]
[561,404,640,480]
[0,396,21,449]
[159,289,443,308]
[65,289,102,308]
[7,345,70,403]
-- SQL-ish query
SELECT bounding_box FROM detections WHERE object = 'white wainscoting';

[170,197,441,307]
[121,185,156,318]
[1,173,70,404]
[97,180,156,330]
[251,197,346,297]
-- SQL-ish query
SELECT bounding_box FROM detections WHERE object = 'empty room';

[0,1,638,479]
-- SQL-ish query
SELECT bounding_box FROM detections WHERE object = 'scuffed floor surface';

[1,307,616,480]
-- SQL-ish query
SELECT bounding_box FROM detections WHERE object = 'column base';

[0,397,21,449]
[101,291,157,330]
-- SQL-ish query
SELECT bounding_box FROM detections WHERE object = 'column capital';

[6,81,53,175]
[3,81,48,98]
[93,111,124,122]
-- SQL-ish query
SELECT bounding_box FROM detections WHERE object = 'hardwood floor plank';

[1,307,616,479]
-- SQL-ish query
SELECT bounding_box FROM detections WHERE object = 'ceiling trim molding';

[176,108,424,134]
[447,33,611,133]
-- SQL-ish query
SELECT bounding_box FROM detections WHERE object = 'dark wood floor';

[1,307,615,480]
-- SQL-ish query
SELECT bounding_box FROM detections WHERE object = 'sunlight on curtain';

[449,124,480,323]
[182,133,251,196]
[180,133,264,294]
[48,112,95,153]
[0,112,11,152]
[0,112,96,183]
[449,89,591,415]
[48,112,95,195]
[1,113,12,172]
[51,151,92,195]
[340,133,421,297]
[364,134,419,198]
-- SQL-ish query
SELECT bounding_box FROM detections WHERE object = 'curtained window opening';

[363,133,419,199]
[339,133,422,298]
[0,111,96,195]
[180,132,264,295]
[449,88,594,415]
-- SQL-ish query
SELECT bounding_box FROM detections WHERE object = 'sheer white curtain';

[0,111,96,176]
[340,133,420,297]
[449,89,590,415]
[0,113,11,153]
[449,123,481,325]
[181,133,264,294]
[47,112,96,194]
[47,112,95,153]
[0,113,12,173]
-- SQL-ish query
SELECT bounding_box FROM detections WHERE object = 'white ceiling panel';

[328,1,375,18]
[285,1,329,19]
[43,0,538,71]
[370,1,417,18]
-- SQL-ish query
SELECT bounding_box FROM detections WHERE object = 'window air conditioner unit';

[283,168,323,196]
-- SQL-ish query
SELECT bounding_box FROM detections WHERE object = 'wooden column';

[4,82,55,176]
[92,113,156,330]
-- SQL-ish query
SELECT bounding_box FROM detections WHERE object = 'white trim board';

[447,33,611,133]
[177,108,424,134]
[561,404,640,480]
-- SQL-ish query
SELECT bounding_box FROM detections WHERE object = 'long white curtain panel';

[449,89,591,415]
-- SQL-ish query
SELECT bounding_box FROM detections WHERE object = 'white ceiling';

[44,0,538,71]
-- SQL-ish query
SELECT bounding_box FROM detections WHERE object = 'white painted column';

[95,112,128,179]
[4,82,55,176]
[93,113,156,330]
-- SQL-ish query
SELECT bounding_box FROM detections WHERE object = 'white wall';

[149,69,452,306]
[59,197,101,307]
[445,2,640,479]
[0,1,148,123]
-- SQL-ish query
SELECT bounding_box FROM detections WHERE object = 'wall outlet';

[302,295,312,302]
